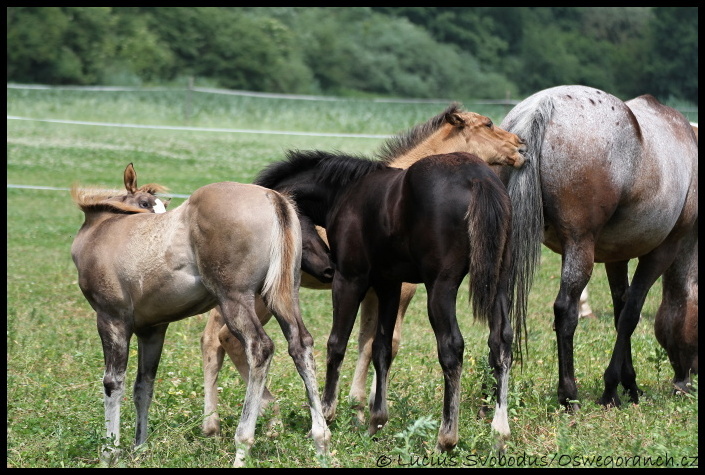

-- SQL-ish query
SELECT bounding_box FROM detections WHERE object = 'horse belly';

[133,272,215,326]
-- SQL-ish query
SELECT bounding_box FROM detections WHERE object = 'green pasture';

[6,87,698,468]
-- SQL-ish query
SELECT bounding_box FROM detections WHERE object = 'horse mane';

[256,149,385,190]
[70,183,168,215]
[375,102,462,164]
[137,183,169,195]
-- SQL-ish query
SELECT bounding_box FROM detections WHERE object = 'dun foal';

[71,164,329,466]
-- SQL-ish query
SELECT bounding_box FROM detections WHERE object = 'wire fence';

[7,83,698,196]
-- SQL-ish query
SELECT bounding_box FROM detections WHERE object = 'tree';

[647,7,698,104]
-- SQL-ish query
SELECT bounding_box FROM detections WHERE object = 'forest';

[6,7,698,104]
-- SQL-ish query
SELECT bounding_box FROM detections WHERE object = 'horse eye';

[486,121,493,128]
[140,201,150,208]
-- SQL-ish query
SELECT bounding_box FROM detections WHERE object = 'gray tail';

[501,94,555,359]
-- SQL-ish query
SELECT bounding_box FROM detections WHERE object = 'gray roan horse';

[499,85,698,409]
[201,103,527,434]
[70,164,330,466]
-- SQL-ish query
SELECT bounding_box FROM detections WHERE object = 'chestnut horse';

[253,150,526,452]
[71,164,330,467]
[499,85,698,408]
[201,103,526,433]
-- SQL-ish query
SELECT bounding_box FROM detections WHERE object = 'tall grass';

[6,87,698,468]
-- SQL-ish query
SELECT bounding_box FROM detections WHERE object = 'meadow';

[6,86,698,468]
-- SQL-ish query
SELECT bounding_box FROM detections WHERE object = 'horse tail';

[260,190,303,316]
[466,175,513,328]
[500,94,555,345]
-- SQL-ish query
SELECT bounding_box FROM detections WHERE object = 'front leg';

[134,324,168,446]
[323,273,367,422]
[368,281,402,435]
[97,313,132,463]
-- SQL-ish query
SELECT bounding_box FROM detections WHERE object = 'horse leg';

[350,283,414,425]
[604,260,642,398]
[579,287,595,318]
[323,275,367,422]
[348,289,377,423]
[655,225,698,394]
[486,287,513,445]
[425,279,464,453]
[218,295,274,467]
[134,323,168,446]
[599,241,681,407]
[368,283,415,418]
[96,312,132,462]
[269,301,331,458]
[368,282,402,436]
[221,298,279,411]
[202,307,226,436]
[554,244,594,410]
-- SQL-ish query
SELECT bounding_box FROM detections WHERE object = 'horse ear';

[124,163,138,194]
[445,112,466,128]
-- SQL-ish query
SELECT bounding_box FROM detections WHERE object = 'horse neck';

[387,125,456,169]
[78,208,125,232]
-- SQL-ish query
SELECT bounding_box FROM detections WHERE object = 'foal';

[71,164,330,466]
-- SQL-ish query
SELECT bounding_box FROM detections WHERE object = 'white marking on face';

[153,199,167,214]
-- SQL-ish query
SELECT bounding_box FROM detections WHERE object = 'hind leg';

[600,242,680,407]
[655,225,698,394]
[553,242,594,410]
[269,298,330,459]
[219,294,274,467]
[134,323,168,446]
[604,261,642,400]
[221,298,279,409]
[425,280,464,453]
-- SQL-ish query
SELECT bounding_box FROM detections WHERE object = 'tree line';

[6,7,698,104]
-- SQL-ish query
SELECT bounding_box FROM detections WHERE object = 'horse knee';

[438,335,464,372]
[326,333,347,363]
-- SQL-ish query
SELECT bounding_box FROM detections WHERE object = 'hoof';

[597,394,620,408]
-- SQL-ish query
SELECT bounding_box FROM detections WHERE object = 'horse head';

[299,213,334,287]
[123,163,169,213]
[378,103,526,169]
[444,108,527,168]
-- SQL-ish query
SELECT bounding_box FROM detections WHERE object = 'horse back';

[505,85,696,260]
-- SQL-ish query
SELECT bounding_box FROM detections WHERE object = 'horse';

[498,85,698,408]
[70,164,330,467]
[201,103,527,433]
[254,149,528,452]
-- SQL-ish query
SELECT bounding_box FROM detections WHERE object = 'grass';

[6,86,698,468]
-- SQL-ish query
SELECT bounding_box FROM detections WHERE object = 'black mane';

[255,149,385,190]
